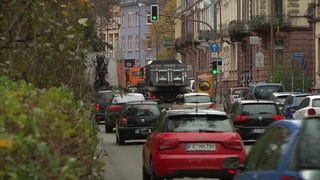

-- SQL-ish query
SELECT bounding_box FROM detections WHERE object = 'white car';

[111,93,145,103]
[293,95,320,119]
[172,93,216,109]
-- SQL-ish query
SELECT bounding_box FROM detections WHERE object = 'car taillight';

[281,175,302,180]
[95,104,100,111]
[226,169,237,175]
[209,103,216,109]
[235,115,247,121]
[308,108,316,116]
[229,98,234,103]
[272,115,284,120]
[121,117,127,126]
[150,95,157,100]
[158,138,180,150]
[222,141,243,150]
[108,105,122,111]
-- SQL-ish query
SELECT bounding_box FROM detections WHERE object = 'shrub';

[0,76,103,179]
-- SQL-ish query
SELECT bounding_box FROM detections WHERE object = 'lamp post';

[138,3,145,67]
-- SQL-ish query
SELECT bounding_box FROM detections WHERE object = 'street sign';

[292,52,304,59]
[210,43,219,52]
[219,51,225,58]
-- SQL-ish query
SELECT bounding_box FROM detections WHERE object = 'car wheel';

[150,160,163,180]
[142,164,151,180]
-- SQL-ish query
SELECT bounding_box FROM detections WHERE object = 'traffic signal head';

[151,5,159,22]
[210,61,218,75]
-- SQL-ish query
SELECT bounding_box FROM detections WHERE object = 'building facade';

[175,0,315,100]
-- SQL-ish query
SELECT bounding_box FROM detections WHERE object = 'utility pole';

[219,0,223,103]
[270,0,274,80]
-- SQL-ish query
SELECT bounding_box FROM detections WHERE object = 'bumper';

[95,115,105,124]
[118,127,153,140]
[153,154,241,179]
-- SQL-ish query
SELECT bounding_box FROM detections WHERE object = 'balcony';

[228,20,250,42]
[249,14,291,31]
[174,32,194,50]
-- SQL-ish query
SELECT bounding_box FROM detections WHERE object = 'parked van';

[246,82,285,100]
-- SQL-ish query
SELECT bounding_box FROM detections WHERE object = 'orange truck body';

[128,66,145,87]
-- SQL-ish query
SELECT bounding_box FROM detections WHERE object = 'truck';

[144,59,190,103]
[127,66,146,94]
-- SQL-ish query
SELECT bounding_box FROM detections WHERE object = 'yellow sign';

[219,51,225,58]
[196,72,213,95]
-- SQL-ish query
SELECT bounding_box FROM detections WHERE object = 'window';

[121,36,125,53]
[146,11,151,24]
[136,34,139,51]
[121,13,125,27]
[128,35,133,51]
[136,12,139,26]
[128,12,134,27]
[146,35,152,49]
[244,126,290,170]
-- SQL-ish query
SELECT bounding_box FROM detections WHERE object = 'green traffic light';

[152,16,157,20]
[212,69,218,74]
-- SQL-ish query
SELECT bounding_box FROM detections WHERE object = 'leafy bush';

[0,76,103,179]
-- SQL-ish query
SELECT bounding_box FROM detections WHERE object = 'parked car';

[115,101,161,145]
[171,92,216,110]
[223,87,249,113]
[245,82,285,100]
[269,92,292,110]
[282,93,311,119]
[293,95,320,119]
[142,109,246,180]
[95,90,113,125]
[228,100,284,141]
[223,117,320,180]
[104,93,145,133]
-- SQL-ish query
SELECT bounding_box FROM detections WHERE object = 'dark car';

[282,93,311,119]
[270,92,292,110]
[104,93,145,133]
[229,100,284,141]
[95,90,113,125]
[223,117,320,180]
[115,101,160,145]
[223,87,249,113]
[244,82,285,100]
[142,109,246,180]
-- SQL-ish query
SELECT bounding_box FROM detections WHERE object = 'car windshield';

[276,96,288,104]
[297,118,320,169]
[126,104,160,116]
[241,103,276,115]
[163,115,233,132]
[233,89,248,95]
[293,96,308,105]
[254,85,284,99]
[184,95,211,103]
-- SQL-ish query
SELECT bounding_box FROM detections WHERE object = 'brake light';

[222,141,243,150]
[95,104,100,111]
[235,115,247,121]
[308,108,316,116]
[272,115,284,120]
[209,103,216,109]
[281,175,302,180]
[150,95,157,100]
[158,138,180,150]
[227,169,237,175]
[121,117,127,126]
[108,105,122,111]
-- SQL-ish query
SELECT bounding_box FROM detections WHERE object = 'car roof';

[272,92,293,96]
[166,109,227,116]
[183,92,210,97]
[229,86,249,90]
[236,100,275,104]
[124,100,158,105]
[306,95,320,99]
[268,119,303,131]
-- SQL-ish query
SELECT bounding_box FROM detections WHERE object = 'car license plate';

[185,143,216,151]
[252,129,265,133]
[135,128,151,134]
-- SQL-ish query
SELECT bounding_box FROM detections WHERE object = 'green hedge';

[0,76,103,179]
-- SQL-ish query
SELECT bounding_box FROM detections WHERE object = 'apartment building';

[175,0,315,97]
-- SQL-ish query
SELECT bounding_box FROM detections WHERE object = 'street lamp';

[138,3,145,67]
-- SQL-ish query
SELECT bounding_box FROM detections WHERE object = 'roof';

[236,100,275,104]
[125,100,158,105]
[166,109,227,116]
[183,92,210,97]
[269,119,302,130]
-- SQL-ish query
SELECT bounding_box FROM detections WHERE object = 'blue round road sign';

[210,43,219,52]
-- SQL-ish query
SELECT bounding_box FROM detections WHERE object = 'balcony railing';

[249,14,291,31]
[228,20,250,35]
